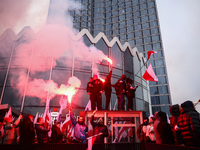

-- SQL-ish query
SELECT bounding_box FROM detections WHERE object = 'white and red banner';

[143,64,158,82]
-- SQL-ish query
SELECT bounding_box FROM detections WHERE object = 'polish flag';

[147,51,157,61]
[143,64,158,82]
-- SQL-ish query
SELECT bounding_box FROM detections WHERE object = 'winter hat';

[181,100,194,109]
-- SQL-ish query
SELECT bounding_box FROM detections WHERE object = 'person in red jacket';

[177,100,200,147]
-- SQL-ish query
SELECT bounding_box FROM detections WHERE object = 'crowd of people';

[87,68,138,111]
[0,108,108,145]
[137,100,200,148]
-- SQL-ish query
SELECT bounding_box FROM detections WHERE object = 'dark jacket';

[70,112,88,143]
[169,104,182,145]
[92,79,103,94]
[90,116,108,143]
[177,102,200,147]
[157,111,174,145]
[35,123,50,144]
[114,78,126,95]
[51,124,63,143]
[86,81,93,94]
[19,117,35,144]
[104,70,112,94]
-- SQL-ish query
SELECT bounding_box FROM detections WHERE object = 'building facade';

[61,0,172,115]
[0,27,150,117]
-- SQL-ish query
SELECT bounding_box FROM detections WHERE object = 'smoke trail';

[8,0,111,104]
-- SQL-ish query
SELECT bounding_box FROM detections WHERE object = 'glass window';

[158,76,167,85]
[151,96,159,105]
[111,43,122,69]
[119,15,125,21]
[153,43,161,50]
[154,50,163,58]
[143,29,150,36]
[127,20,133,25]
[128,33,134,39]
[151,28,159,34]
[133,5,139,11]
[134,12,140,17]
[120,34,126,40]
[158,85,168,94]
[126,7,132,13]
[137,46,144,52]
[141,16,148,22]
[160,95,169,104]
[120,28,126,34]
[127,26,133,32]
[150,86,159,95]
[126,13,133,19]
[144,44,152,51]
[142,23,150,29]
[136,38,143,45]
[149,14,157,20]
[125,2,132,7]
[135,24,141,30]
[150,21,158,27]
[148,60,155,67]
[135,31,142,37]
[119,3,125,8]
[140,4,147,9]
[148,8,155,14]
[155,59,164,66]
[113,22,119,28]
[129,40,135,46]
[161,106,170,115]
[119,21,125,27]
[141,10,148,16]
[148,2,155,8]
[144,37,151,43]
[134,18,141,24]
[152,35,160,42]
[113,29,119,35]
[156,67,165,75]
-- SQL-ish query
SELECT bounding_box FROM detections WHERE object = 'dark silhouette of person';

[104,66,113,110]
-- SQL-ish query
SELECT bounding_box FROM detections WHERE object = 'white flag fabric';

[34,112,39,124]
[85,100,91,111]
[43,98,50,121]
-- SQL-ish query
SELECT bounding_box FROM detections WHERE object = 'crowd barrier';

[0,142,199,150]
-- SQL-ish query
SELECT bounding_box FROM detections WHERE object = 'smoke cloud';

[6,0,111,104]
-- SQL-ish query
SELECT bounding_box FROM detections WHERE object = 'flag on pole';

[5,107,12,118]
[143,64,158,82]
[85,100,91,111]
[147,51,157,61]
[34,112,39,125]
[43,98,50,121]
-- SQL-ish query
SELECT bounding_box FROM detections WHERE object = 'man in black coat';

[51,121,63,143]
[35,117,50,144]
[90,75,104,110]
[104,66,112,110]
[114,74,126,111]
[19,114,35,144]
[90,110,108,144]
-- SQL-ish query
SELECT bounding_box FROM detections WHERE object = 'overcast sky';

[156,0,200,112]
[0,0,200,111]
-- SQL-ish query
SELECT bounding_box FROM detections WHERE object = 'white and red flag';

[143,64,158,82]
[43,98,51,121]
[147,51,157,61]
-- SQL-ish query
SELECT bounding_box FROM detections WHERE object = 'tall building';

[65,0,172,115]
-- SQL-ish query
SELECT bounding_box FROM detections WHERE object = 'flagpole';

[194,99,200,107]
[87,133,103,140]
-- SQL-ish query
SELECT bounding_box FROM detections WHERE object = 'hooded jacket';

[70,112,88,143]
[177,101,200,147]
[90,115,108,143]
